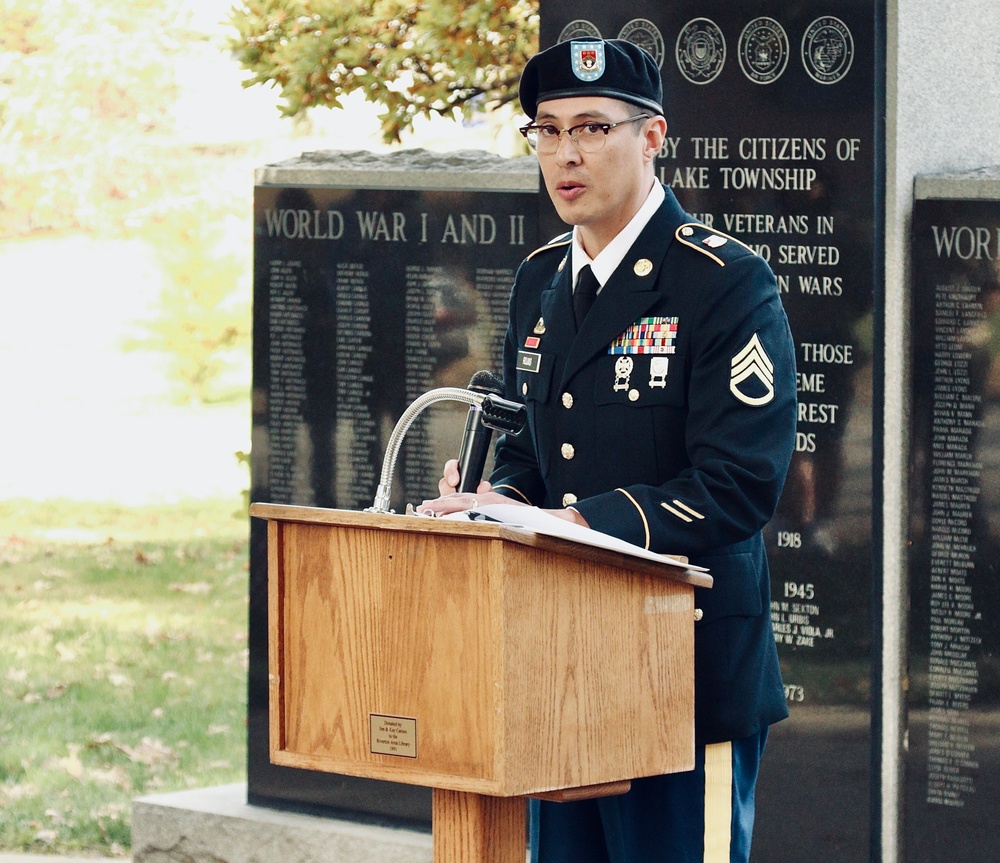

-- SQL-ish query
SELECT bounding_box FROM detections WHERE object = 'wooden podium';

[250,504,710,862]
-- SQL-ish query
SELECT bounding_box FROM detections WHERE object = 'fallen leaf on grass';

[121,737,176,765]
[46,683,68,699]
[57,746,84,779]
[0,534,28,565]
[88,733,177,766]
[93,801,126,819]
[168,581,212,594]
[131,547,166,565]
[0,776,36,803]
[88,765,131,790]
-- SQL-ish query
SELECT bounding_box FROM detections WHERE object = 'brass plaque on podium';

[370,714,417,759]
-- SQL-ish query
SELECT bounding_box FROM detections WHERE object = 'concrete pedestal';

[131,784,431,863]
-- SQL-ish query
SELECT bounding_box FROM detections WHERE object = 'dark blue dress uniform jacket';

[490,186,796,744]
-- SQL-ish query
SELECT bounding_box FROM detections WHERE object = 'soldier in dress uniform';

[419,36,797,863]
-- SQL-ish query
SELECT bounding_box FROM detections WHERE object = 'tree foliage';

[0,0,252,405]
[0,0,184,235]
[123,196,252,406]
[229,0,539,143]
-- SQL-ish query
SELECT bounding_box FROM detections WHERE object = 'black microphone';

[456,371,505,494]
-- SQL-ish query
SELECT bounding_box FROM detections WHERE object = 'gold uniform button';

[522,382,529,396]
[628,388,640,401]
[682,226,695,237]
[560,443,575,460]
[562,493,578,507]
[694,608,704,622]
[562,392,574,409]
[634,258,653,276]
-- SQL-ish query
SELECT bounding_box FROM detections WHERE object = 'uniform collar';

[571,181,666,289]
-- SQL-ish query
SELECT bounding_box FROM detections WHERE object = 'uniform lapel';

[537,253,575,357]
[560,193,685,389]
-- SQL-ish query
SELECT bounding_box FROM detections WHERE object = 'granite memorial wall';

[907,178,1000,863]
[538,3,879,859]
[247,151,538,819]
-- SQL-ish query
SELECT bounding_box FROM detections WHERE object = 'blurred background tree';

[0,0,253,403]
[122,195,251,405]
[229,0,539,143]
[1,0,186,236]
[0,0,533,408]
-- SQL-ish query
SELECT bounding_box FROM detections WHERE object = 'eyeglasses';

[519,113,650,153]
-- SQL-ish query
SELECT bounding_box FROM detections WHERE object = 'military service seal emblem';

[557,19,601,43]
[802,16,854,84]
[618,18,665,69]
[738,17,789,84]
[676,18,726,85]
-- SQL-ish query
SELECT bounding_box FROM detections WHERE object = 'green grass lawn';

[0,498,249,857]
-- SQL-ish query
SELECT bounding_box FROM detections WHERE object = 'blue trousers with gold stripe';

[529,731,768,863]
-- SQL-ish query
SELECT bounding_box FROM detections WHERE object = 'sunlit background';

[0,0,515,505]
[0,6,524,851]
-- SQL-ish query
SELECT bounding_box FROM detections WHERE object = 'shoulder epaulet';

[674,222,758,267]
[525,231,572,261]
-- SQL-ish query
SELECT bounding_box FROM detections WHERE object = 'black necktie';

[574,265,600,328]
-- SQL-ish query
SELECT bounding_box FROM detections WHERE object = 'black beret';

[519,38,663,120]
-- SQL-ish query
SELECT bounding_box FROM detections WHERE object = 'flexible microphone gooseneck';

[367,373,524,513]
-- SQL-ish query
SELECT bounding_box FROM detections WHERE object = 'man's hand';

[416,459,507,516]
[416,459,590,528]
[435,458,489,498]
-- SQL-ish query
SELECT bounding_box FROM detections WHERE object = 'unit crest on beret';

[519,38,664,119]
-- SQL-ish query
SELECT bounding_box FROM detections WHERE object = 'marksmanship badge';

[613,356,634,392]
[649,357,669,388]
[572,40,605,81]
[730,333,775,406]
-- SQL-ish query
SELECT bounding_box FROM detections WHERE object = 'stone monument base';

[131,784,432,863]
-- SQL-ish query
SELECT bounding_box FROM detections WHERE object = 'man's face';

[533,96,662,254]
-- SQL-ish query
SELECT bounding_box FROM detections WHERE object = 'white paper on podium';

[442,503,708,572]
